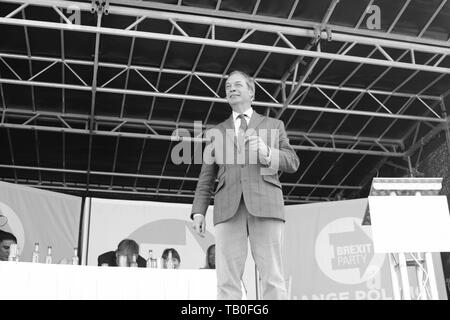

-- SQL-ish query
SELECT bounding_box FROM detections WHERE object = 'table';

[0,261,217,300]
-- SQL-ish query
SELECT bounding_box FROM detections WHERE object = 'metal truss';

[108,0,450,50]
[0,163,361,191]
[0,53,444,123]
[0,0,450,202]
[0,175,343,204]
[0,107,404,157]
[1,1,449,78]
[0,1,447,108]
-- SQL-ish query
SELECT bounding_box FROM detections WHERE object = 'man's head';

[162,248,181,269]
[207,244,215,269]
[115,239,139,266]
[0,230,17,261]
[225,70,255,113]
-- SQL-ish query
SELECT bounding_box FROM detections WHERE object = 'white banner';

[86,198,257,298]
[0,181,82,264]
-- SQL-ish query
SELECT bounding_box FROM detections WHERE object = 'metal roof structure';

[0,0,449,204]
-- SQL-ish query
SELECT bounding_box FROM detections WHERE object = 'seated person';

[444,252,450,293]
[201,244,215,269]
[161,248,181,269]
[98,239,146,267]
[0,230,17,261]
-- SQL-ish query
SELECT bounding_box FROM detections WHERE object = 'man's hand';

[192,214,206,237]
[246,135,269,159]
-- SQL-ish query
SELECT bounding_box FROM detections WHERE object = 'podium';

[366,177,450,300]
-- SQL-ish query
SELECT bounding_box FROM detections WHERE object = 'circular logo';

[0,214,7,227]
[315,217,385,285]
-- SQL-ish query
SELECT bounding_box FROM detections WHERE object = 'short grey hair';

[117,239,139,254]
[227,70,255,96]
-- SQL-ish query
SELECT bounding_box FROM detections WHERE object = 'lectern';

[366,177,450,300]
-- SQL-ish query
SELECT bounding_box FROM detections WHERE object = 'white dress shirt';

[232,108,271,162]
[232,108,253,136]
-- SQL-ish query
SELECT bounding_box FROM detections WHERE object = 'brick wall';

[416,131,450,299]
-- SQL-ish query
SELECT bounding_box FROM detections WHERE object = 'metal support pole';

[424,252,440,299]
[415,253,427,300]
[388,253,402,300]
[398,252,412,299]
[439,102,450,156]
[407,156,414,177]
[85,7,103,193]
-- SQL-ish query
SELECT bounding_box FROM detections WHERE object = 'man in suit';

[191,70,300,300]
[0,230,17,261]
[98,239,146,267]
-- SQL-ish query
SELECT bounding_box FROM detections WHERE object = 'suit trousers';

[215,196,288,300]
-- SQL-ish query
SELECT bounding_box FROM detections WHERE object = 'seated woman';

[201,244,215,269]
[161,248,181,269]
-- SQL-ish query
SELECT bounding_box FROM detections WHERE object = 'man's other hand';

[246,135,269,159]
[193,214,206,237]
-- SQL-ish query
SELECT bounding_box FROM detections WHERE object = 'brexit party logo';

[315,217,386,285]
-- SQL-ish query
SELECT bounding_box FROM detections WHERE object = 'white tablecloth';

[0,261,217,300]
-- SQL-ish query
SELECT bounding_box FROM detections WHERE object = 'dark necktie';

[237,114,247,154]
[237,114,248,133]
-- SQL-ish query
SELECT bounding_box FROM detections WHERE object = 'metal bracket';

[326,27,333,41]
[313,26,333,44]
[313,26,321,41]
[91,0,109,15]
[299,59,308,67]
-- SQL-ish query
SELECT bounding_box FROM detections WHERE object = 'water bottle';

[8,243,17,261]
[71,247,79,265]
[31,242,40,263]
[45,246,53,264]
[166,250,174,269]
[130,254,138,268]
[146,250,153,268]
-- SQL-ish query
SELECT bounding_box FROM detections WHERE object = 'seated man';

[161,248,181,269]
[0,230,17,261]
[98,239,146,267]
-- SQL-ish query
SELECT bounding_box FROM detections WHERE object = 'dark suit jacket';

[97,250,146,268]
[191,111,300,225]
